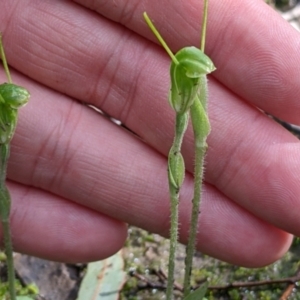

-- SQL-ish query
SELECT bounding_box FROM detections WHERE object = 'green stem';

[166,112,189,300]
[0,144,16,300]
[183,137,206,296]
[143,12,179,66]
[200,0,209,52]
[2,219,16,300]
[183,76,210,296]
[0,33,12,84]
[0,34,29,300]
[166,187,179,300]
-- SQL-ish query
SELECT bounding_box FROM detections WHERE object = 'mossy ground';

[121,227,300,299]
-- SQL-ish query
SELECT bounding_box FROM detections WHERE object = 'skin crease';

[0,0,299,266]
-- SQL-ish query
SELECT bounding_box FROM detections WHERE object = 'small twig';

[130,270,166,291]
[156,268,183,291]
[280,266,300,299]
[150,268,167,284]
[131,268,300,298]
[280,284,295,300]
[209,273,300,290]
[130,268,184,293]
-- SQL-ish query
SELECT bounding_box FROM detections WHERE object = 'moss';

[0,280,38,299]
[122,228,300,299]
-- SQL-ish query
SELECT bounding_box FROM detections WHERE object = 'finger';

[73,0,300,124]
[0,1,296,265]
[3,182,127,263]
[2,1,300,123]
[206,78,300,238]
[8,59,298,244]
[5,70,292,267]
[64,0,300,238]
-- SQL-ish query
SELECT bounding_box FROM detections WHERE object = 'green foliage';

[121,228,300,299]
[183,282,208,300]
[0,280,38,299]
[143,1,216,297]
[0,33,30,300]
[77,251,126,300]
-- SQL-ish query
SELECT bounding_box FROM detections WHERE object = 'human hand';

[0,0,299,267]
